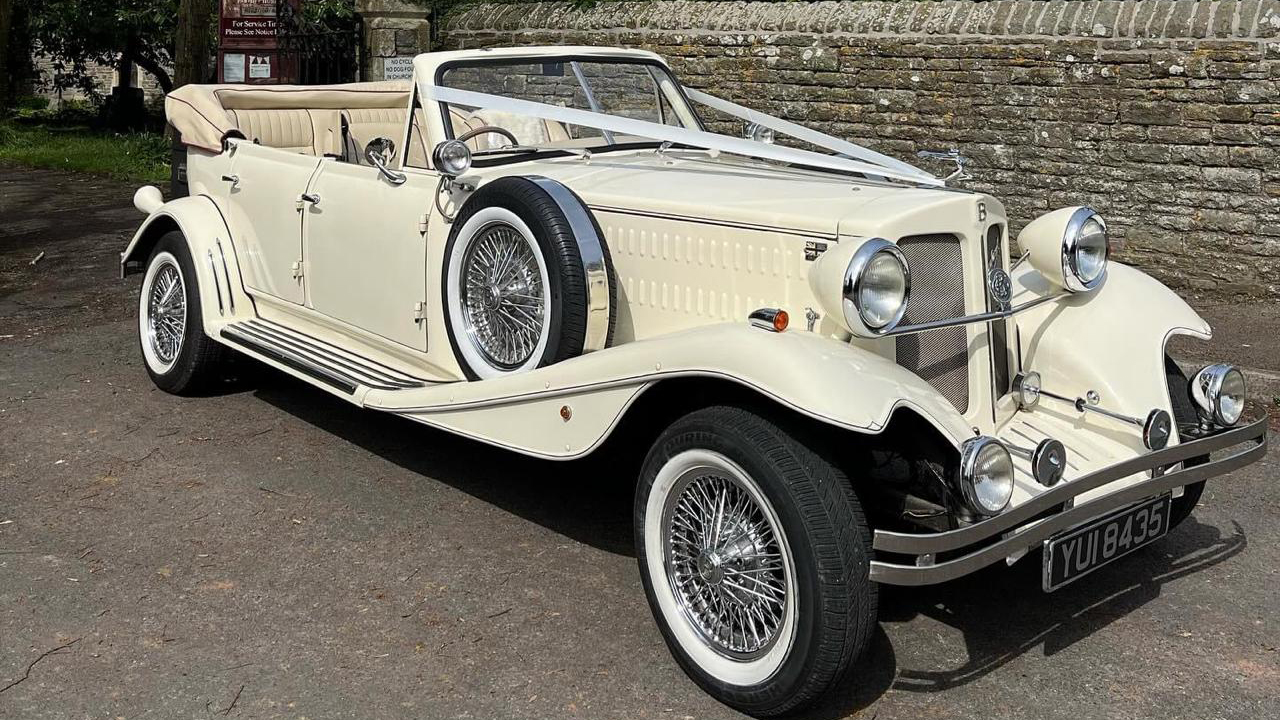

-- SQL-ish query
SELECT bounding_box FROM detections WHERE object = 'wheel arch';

[122,195,254,334]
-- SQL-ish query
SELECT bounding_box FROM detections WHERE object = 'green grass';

[0,121,169,184]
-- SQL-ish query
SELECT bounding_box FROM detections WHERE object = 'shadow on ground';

[237,365,1249,719]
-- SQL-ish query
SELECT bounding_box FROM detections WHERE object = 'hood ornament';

[917,149,973,184]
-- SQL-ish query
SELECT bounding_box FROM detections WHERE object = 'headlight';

[959,436,1015,516]
[432,140,473,177]
[1018,206,1109,293]
[1191,364,1246,426]
[1062,208,1108,292]
[841,239,910,336]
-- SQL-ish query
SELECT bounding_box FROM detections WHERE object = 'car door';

[224,142,323,305]
[302,161,434,352]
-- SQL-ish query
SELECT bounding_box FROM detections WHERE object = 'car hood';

[502,149,960,238]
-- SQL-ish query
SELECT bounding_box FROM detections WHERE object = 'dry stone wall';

[440,1,1280,298]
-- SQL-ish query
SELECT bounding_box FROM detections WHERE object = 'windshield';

[437,59,699,154]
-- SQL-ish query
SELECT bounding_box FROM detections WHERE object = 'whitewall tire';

[441,176,617,380]
[136,231,227,394]
[635,406,877,717]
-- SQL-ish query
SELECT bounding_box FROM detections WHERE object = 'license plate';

[1043,494,1172,592]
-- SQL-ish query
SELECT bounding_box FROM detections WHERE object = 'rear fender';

[122,195,253,334]
[362,323,974,459]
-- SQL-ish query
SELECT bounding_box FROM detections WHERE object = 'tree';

[174,0,216,88]
[24,0,176,96]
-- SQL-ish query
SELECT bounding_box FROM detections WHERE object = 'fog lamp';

[959,436,1015,516]
[1191,364,1246,426]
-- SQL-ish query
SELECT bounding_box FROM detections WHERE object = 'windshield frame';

[431,54,706,167]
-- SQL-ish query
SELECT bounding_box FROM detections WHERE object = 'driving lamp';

[433,139,473,177]
[1018,206,1109,293]
[1191,364,1246,426]
[959,436,1015,516]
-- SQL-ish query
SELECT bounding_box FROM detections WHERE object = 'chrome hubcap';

[147,261,186,365]
[460,222,546,369]
[663,470,789,660]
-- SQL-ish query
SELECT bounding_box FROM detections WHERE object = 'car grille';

[896,234,969,413]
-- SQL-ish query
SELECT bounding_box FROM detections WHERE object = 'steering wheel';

[456,125,519,147]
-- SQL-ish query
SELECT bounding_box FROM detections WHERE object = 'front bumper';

[869,416,1268,585]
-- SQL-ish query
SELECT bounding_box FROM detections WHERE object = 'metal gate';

[276,2,363,85]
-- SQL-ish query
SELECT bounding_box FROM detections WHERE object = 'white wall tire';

[445,207,553,379]
[441,176,617,381]
[635,406,877,717]
[136,232,228,395]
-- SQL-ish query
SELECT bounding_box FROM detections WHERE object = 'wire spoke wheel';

[146,260,186,367]
[459,222,548,370]
[662,463,793,661]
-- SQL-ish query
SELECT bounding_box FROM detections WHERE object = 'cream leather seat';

[226,108,342,156]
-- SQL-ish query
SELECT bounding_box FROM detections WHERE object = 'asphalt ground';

[1,163,1277,719]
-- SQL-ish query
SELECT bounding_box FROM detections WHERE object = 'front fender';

[122,195,253,334]
[362,323,974,459]
[1012,261,1210,443]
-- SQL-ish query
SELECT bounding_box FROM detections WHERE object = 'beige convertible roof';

[166,80,411,152]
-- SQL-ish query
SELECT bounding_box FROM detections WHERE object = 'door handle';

[296,193,320,210]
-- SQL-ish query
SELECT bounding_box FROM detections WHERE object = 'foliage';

[0,119,169,182]
[22,0,177,95]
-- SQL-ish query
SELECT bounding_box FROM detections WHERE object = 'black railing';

[276,3,363,85]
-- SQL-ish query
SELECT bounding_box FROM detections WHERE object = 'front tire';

[137,232,227,394]
[635,406,875,717]
[1166,355,1208,529]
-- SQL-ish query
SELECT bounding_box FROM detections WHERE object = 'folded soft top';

[166,81,412,152]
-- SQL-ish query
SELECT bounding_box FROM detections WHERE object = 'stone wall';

[358,0,431,81]
[440,0,1280,298]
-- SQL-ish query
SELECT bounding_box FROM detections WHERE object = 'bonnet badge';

[987,267,1012,308]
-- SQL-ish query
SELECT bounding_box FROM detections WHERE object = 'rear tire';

[137,232,228,394]
[1165,356,1207,530]
[635,406,875,717]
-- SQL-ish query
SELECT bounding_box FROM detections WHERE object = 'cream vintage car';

[123,46,1267,715]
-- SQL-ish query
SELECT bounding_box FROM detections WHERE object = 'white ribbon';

[421,83,944,187]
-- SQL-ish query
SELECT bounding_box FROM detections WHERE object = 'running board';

[220,319,433,394]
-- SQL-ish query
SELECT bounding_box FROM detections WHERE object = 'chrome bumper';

[869,417,1269,586]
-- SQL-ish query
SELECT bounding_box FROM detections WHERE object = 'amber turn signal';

[749,308,789,333]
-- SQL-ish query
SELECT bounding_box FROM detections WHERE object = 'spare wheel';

[442,176,617,380]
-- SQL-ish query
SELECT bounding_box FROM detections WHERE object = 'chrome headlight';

[1018,206,1108,293]
[841,239,910,336]
[1191,364,1246,426]
[1062,208,1108,292]
[432,139,473,177]
[958,436,1015,516]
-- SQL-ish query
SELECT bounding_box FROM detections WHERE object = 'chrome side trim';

[873,417,1267,557]
[878,292,1062,338]
[527,176,611,353]
[215,238,235,314]
[221,326,359,395]
[206,250,224,316]
[869,429,1265,586]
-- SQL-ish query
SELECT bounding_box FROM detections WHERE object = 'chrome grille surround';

[895,234,969,413]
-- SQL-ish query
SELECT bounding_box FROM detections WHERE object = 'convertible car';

[123,46,1267,716]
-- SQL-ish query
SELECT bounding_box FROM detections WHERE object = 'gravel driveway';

[1,163,1277,719]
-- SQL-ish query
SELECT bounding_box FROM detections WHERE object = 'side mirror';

[364,137,406,185]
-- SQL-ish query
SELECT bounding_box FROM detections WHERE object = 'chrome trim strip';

[250,318,431,383]
[527,176,611,353]
[206,250,224,316]
[869,434,1265,586]
[232,323,418,390]
[221,326,360,395]
[873,417,1268,556]
[878,292,1062,338]
[215,238,235,314]
[590,204,837,241]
